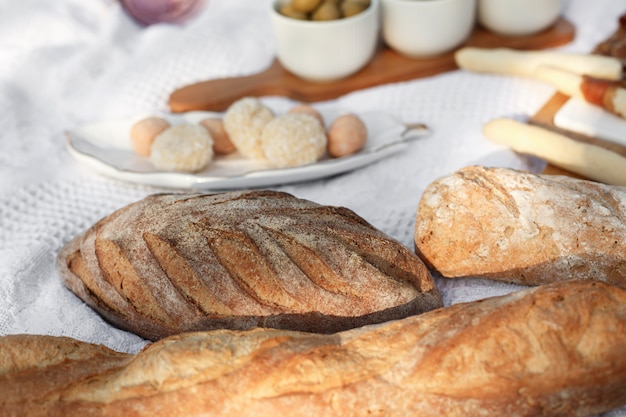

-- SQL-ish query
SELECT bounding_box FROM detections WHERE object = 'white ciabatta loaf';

[414,166,626,286]
[1,280,626,416]
[57,190,442,341]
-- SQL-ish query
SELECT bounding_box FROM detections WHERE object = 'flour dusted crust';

[414,165,626,286]
[2,280,625,416]
[56,190,442,341]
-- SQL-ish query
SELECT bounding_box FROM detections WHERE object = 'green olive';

[340,1,368,17]
[292,0,322,13]
[311,1,341,20]
[279,4,309,19]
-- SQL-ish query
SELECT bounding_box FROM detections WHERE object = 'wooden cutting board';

[168,18,575,113]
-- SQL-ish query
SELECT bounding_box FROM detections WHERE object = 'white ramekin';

[478,0,564,36]
[381,0,477,58]
[270,0,381,82]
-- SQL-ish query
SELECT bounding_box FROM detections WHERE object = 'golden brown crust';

[1,280,625,416]
[57,190,442,341]
[414,166,626,286]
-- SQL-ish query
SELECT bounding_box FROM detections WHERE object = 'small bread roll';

[327,113,367,157]
[150,124,214,173]
[130,117,170,157]
[414,165,626,287]
[223,97,274,160]
[261,113,327,168]
[199,117,236,155]
[288,104,325,126]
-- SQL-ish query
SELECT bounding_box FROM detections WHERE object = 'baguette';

[56,190,442,341]
[414,165,626,286]
[1,279,625,417]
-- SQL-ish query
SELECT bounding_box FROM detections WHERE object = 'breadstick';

[536,66,626,119]
[455,47,623,80]
[483,118,626,186]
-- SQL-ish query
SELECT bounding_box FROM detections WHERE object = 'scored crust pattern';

[57,190,442,340]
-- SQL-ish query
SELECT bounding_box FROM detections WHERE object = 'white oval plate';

[65,110,428,190]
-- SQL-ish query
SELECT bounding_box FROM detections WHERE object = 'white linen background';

[0,0,624,413]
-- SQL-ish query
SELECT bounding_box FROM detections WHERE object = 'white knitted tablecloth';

[0,1,625,413]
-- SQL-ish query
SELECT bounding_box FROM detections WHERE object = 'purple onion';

[121,0,207,25]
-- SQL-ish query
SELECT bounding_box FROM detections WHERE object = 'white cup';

[478,0,563,37]
[270,0,380,82]
[381,0,477,58]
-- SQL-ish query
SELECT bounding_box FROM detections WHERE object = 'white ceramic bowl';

[381,0,477,58]
[270,0,380,82]
[478,0,563,36]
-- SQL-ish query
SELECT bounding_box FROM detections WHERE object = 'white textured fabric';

[0,0,625,413]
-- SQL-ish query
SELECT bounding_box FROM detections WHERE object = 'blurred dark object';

[594,13,626,65]
[121,0,206,25]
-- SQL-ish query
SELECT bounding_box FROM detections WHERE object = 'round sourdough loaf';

[415,165,626,287]
[57,190,442,340]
